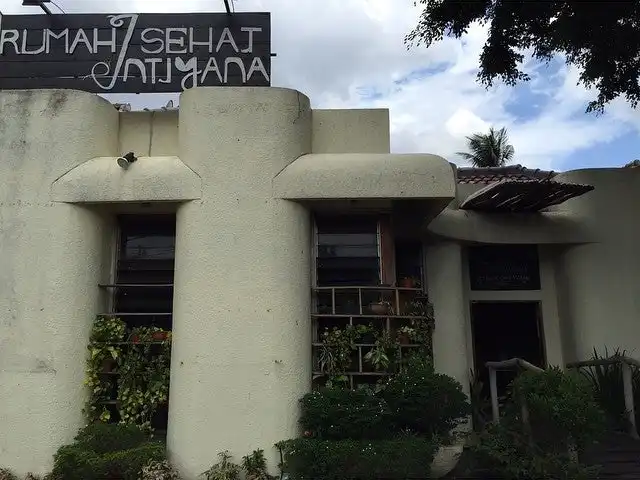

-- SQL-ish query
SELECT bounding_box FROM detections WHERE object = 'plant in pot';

[397,326,415,345]
[364,330,396,372]
[399,276,420,288]
[369,300,393,315]
[318,324,368,383]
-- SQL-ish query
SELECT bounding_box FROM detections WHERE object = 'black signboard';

[0,12,271,93]
[468,245,540,291]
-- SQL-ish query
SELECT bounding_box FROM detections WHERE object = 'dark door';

[471,301,545,397]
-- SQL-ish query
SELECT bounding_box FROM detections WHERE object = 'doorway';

[471,301,545,399]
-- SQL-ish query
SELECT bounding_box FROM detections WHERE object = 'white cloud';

[1,0,638,169]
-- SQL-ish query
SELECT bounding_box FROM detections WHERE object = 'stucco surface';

[168,87,312,479]
[426,242,470,396]
[0,89,118,475]
[552,168,640,361]
[273,153,456,201]
[427,208,595,244]
[51,156,202,203]
[312,108,390,153]
[118,111,179,157]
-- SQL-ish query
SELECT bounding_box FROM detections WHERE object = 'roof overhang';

[273,153,456,201]
[460,179,594,212]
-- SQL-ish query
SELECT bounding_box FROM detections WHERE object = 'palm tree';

[457,126,515,168]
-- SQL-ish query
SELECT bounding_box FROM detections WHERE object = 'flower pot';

[101,358,116,373]
[400,278,416,288]
[152,331,167,341]
[370,303,389,315]
[398,333,411,345]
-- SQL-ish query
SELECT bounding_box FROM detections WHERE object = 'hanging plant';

[84,318,172,432]
[403,296,436,359]
[117,326,172,433]
[84,316,127,423]
[318,324,370,386]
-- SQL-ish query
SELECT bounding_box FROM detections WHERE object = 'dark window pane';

[315,216,380,287]
[115,215,176,328]
[468,245,540,291]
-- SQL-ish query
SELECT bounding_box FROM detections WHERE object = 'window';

[98,214,176,433]
[311,214,429,389]
[315,215,380,286]
[113,215,176,329]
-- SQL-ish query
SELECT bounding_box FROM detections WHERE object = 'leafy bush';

[382,358,469,438]
[277,438,437,480]
[51,424,165,480]
[241,450,275,480]
[0,469,18,480]
[580,347,640,432]
[511,367,605,450]
[469,423,600,480]
[299,388,391,439]
[139,460,181,480]
[73,422,148,454]
[201,451,240,480]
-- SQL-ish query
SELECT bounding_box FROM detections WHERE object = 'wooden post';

[622,361,639,439]
[489,367,499,423]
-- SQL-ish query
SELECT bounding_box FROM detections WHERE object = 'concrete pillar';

[168,87,312,479]
[426,241,470,395]
[0,90,119,475]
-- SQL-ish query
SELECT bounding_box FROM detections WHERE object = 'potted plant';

[397,326,414,345]
[399,276,418,288]
[152,330,169,342]
[369,300,392,315]
[364,331,395,371]
[101,357,117,373]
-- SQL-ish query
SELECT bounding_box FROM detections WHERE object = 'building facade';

[1,86,640,477]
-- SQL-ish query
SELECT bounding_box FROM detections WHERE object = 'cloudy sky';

[1,0,638,171]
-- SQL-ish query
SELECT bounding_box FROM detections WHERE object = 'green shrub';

[52,424,165,480]
[73,422,148,454]
[580,347,640,432]
[299,388,392,439]
[201,451,240,480]
[470,423,600,480]
[277,437,438,480]
[382,358,469,438]
[0,469,18,480]
[511,367,605,450]
[140,460,181,480]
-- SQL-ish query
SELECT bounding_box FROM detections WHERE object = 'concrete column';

[426,241,470,395]
[0,90,118,475]
[168,87,312,479]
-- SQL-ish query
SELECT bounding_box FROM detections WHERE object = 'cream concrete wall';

[167,87,312,479]
[0,90,119,475]
[427,209,594,244]
[274,153,456,201]
[51,156,202,203]
[552,168,640,362]
[118,110,179,157]
[426,242,470,396]
[312,108,390,153]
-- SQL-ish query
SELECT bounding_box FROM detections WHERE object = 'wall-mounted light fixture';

[117,152,138,170]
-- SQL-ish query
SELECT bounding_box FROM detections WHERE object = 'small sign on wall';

[0,12,271,93]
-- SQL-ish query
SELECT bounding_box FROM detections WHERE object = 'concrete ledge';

[51,156,202,203]
[273,153,455,200]
[427,209,595,244]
